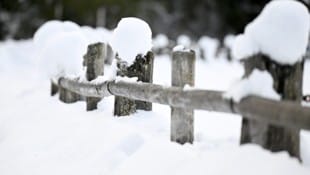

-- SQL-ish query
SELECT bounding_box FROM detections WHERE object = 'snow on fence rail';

[54,42,310,160]
[59,77,310,131]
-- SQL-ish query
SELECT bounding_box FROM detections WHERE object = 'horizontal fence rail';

[59,77,310,131]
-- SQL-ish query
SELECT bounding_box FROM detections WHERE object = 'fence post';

[51,79,58,96]
[59,85,81,103]
[104,44,114,65]
[83,42,105,111]
[240,54,303,159]
[171,50,195,144]
[114,60,136,116]
[114,51,154,116]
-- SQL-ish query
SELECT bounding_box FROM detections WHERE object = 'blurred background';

[0,0,309,41]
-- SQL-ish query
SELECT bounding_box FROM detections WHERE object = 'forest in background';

[0,0,309,41]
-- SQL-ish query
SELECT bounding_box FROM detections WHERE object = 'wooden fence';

[54,42,310,159]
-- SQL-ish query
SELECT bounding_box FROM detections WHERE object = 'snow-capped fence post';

[83,42,105,111]
[171,50,195,144]
[114,52,154,116]
[240,54,303,159]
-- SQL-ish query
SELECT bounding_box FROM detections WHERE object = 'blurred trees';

[0,0,308,40]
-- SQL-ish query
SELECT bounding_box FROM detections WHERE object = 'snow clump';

[38,31,88,78]
[81,26,112,44]
[173,45,186,52]
[177,34,191,48]
[110,17,152,65]
[232,0,310,65]
[33,20,80,52]
[153,34,169,48]
[198,36,219,60]
[224,69,280,102]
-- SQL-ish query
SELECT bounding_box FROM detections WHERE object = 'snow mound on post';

[224,69,280,102]
[198,36,219,60]
[110,17,152,65]
[33,20,80,51]
[39,31,88,78]
[81,26,112,44]
[177,34,191,48]
[232,0,310,65]
[153,34,169,48]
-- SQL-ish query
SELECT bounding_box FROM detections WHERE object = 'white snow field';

[0,37,310,175]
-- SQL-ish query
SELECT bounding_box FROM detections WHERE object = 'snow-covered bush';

[110,17,152,65]
[232,0,310,65]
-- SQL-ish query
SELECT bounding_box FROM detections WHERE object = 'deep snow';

[0,39,310,175]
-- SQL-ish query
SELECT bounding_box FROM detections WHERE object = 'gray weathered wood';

[51,79,58,96]
[240,54,303,159]
[83,42,105,111]
[114,52,154,116]
[104,44,114,65]
[58,85,80,103]
[114,60,136,116]
[171,50,195,144]
[59,77,310,131]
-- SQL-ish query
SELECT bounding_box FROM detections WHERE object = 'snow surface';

[232,0,310,65]
[1,38,310,175]
[110,17,152,65]
[224,69,280,102]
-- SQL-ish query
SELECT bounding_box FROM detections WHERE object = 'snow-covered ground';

[0,39,310,175]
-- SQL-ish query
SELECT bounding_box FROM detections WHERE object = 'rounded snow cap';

[110,17,152,65]
[232,0,310,65]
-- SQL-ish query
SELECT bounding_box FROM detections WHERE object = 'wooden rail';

[55,43,309,159]
[58,77,310,131]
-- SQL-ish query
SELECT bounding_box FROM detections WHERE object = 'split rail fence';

[54,42,310,160]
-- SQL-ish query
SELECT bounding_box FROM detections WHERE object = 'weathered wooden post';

[51,79,58,96]
[114,52,154,116]
[240,54,303,159]
[58,84,81,103]
[83,42,105,111]
[171,50,195,144]
[104,44,114,65]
